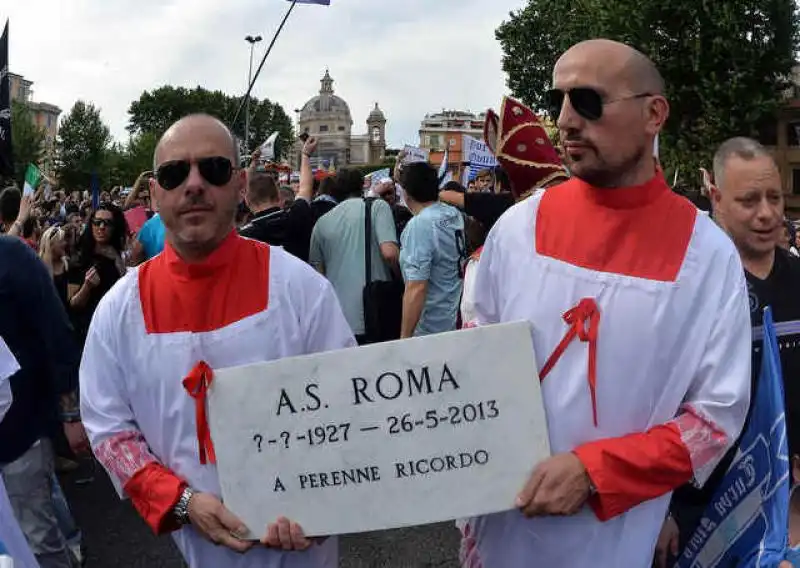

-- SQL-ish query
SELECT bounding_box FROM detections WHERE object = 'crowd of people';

[1,36,800,568]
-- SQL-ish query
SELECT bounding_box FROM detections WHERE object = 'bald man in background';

[80,114,355,568]
[459,39,750,567]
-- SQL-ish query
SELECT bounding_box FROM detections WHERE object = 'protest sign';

[402,145,429,164]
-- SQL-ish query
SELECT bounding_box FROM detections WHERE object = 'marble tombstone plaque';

[207,322,550,537]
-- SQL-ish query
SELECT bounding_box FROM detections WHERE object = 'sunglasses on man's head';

[546,88,652,122]
[155,156,235,191]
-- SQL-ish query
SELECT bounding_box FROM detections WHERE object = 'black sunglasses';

[546,88,652,122]
[92,218,112,228]
[156,156,235,191]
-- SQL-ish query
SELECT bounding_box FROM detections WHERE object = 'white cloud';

[3,0,527,148]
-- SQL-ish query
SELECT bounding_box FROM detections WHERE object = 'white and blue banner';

[676,306,790,568]
[462,134,498,169]
[367,168,391,192]
[438,149,450,188]
[402,145,429,164]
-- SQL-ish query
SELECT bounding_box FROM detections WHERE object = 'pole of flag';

[0,20,12,179]
[231,0,299,129]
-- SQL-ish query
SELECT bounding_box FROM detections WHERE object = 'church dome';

[298,70,352,123]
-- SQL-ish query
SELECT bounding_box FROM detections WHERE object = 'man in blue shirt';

[131,212,165,264]
[399,163,466,337]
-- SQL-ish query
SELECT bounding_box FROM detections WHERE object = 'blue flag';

[91,172,100,210]
[676,307,790,568]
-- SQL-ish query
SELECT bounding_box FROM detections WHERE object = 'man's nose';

[755,198,778,223]
[557,93,582,132]
[184,163,206,194]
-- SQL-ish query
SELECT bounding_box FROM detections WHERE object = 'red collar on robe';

[138,229,271,334]
[536,169,696,282]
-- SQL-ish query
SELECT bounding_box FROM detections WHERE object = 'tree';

[126,86,295,161]
[56,101,111,191]
[495,0,800,181]
[103,131,160,187]
[10,100,46,187]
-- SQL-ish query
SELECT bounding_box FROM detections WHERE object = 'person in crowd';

[21,216,41,250]
[80,114,354,568]
[123,171,153,211]
[474,169,493,192]
[239,137,316,262]
[39,226,71,310]
[779,219,800,257]
[131,209,166,264]
[67,203,128,348]
[0,187,30,237]
[310,168,399,344]
[280,187,295,208]
[373,178,412,240]
[0,235,88,568]
[310,177,338,220]
[398,162,465,338]
[655,137,800,566]
[62,209,82,259]
[460,39,751,568]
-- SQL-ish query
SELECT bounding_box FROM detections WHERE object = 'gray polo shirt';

[310,198,397,335]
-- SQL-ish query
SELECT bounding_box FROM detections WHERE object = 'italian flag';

[23,164,42,197]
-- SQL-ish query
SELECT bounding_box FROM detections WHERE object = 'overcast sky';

[3,0,528,148]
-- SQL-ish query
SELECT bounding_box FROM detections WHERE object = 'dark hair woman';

[67,203,128,348]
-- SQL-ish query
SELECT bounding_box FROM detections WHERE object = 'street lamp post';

[244,35,263,153]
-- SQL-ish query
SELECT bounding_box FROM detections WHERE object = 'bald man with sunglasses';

[459,39,751,567]
[79,114,355,568]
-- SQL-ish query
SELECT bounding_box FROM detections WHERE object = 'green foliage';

[104,131,159,188]
[55,101,111,191]
[496,0,800,182]
[126,86,295,160]
[10,101,46,187]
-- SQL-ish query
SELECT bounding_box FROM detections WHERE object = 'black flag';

[0,21,11,178]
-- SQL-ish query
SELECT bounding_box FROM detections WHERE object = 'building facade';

[295,70,387,169]
[419,110,486,176]
[9,72,61,176]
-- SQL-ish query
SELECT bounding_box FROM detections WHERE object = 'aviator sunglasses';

[546,87,652,122]
[155,156,236,191]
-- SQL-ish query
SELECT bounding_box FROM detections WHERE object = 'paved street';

[60,459,460,568]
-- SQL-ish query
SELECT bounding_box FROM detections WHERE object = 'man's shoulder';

[141,213,161,230]
[91,269,140,331]
[269,245,331,296]
[691,213,741,261]
[317,199,358,231]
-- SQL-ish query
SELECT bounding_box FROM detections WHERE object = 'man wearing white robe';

[80,114,355,568]
[459,40,751,567]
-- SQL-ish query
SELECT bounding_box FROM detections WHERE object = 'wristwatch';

[173,487,196,526]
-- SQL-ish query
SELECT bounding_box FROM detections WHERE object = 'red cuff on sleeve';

[123,462,187,535]
[573,423,693,521]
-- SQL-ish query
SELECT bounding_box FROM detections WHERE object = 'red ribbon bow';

[182,361,217,465]
[540,298,601,426]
